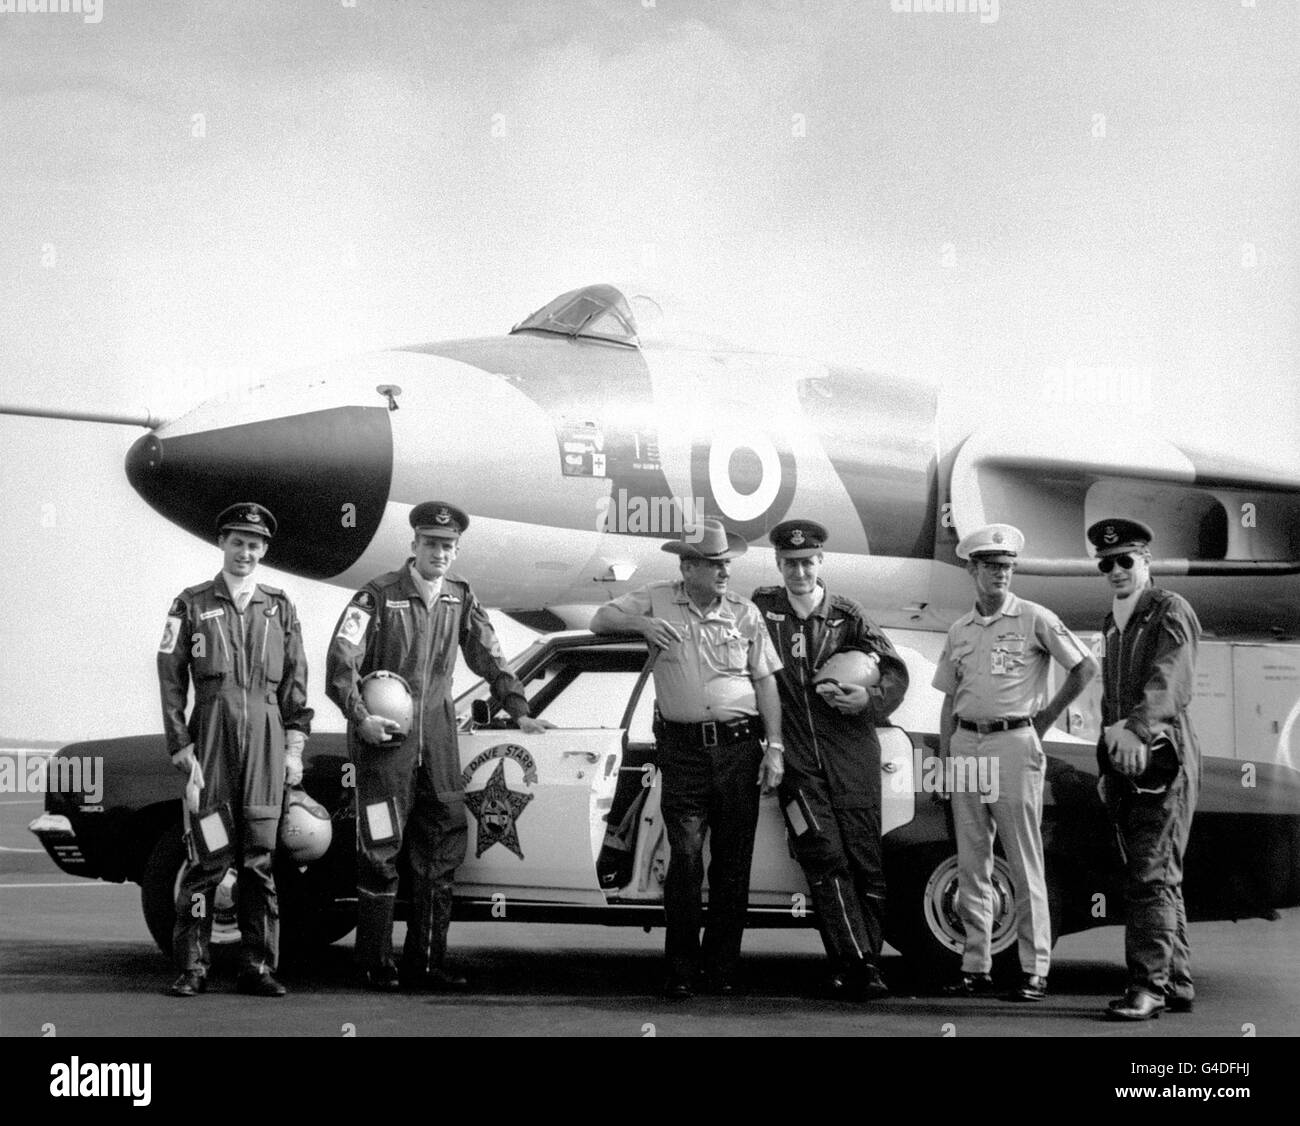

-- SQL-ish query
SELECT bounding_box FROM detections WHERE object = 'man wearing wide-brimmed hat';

[591,517,784,999]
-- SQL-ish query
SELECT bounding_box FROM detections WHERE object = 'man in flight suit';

[326,501,550,992]
[158,502,313,998]
[751,519,909,999]
[1089,518,1201,1022]
[590,518,785,999]
[933,524,1097,1001]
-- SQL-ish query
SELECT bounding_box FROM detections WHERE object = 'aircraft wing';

[949,419,1300,578]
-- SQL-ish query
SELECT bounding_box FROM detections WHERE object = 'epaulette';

[827,591,866,615]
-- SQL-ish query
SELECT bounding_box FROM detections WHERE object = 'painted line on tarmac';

[0,798,45,805]
[0,881,124,889]
[0,846,46,853]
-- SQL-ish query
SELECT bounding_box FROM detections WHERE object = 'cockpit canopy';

[511,284,640,347]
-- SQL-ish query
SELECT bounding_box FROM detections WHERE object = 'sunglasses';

[1098,553,1140,574]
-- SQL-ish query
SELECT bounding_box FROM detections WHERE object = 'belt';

[658,715,764,749]
[956,716,1032,734]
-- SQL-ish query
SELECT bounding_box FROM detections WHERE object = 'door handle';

[562,750,600,763]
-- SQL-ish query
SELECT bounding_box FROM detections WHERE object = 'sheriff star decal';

[462,744,537,860]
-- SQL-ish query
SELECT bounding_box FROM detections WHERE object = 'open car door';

[454,636,648,907]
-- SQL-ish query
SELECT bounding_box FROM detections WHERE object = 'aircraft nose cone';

[124,406,393,579]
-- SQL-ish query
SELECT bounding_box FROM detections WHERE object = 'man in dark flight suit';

[158,502,313,998]
[752,519,909,998]
[1089,518,1201,1022]
[326,501,550,992]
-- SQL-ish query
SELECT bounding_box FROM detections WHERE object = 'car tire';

[139,823,186,959]
[141,825,350,960]
[885,847,1025,982]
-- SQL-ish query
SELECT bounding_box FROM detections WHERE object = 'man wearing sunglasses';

[1088,518,1202,1022]
[933,523,1097,1002]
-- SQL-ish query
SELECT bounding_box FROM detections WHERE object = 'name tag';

[386,600,410,610]
[765,611,786,621]
[991,649,1009,676]
[200,608,224,621]
[439,595,461,604]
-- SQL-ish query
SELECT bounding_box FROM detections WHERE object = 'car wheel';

[885,848,1022,982]
[275,854,357,957]
[139,824,240,958]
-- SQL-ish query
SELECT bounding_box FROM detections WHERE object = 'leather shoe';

[942,971,996,997]
[1008,974,1048,1002]
[359,964,401,992]
[662,978,694,1000]
[401,966,470,992]
[1106,989,1165,1021]
[236,969,287,997]
[1106,989,1193,1013]
[169,971,207,998]
[697,972,737,997]
[838,964,891,1000]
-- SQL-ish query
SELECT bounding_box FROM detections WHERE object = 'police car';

[29,630,1300,978]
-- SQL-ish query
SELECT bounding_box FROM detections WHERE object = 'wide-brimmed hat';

[661,517,748,561]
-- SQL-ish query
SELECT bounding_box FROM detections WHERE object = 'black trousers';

[658,732,764,982]
[780,767,885,971]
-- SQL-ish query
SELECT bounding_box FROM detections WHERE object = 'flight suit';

[1096,586,1201,1003]
[157,577,313,977]
[325,564,529,978]
[751,583,908,976]
[932,593,1090,977]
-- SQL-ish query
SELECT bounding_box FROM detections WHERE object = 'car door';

[453,637,642,906]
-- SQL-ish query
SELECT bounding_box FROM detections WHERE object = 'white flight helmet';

[280,787,333,863]
[813,649,882,693]
[359,670,414,743]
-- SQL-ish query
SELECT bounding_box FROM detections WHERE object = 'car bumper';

[28,812,94,876]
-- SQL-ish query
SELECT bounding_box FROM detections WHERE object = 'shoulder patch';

[351,590,377,612]
[158,614,182,654]
[168,597,187,617]
[336,604,372,646]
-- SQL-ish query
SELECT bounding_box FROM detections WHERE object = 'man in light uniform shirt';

[590,518,784,999]
[933,523,1097,1001]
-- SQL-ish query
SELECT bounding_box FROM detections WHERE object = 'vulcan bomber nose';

[125,406,394,579]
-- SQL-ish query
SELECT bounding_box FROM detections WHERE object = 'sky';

[1,0,1296,741]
